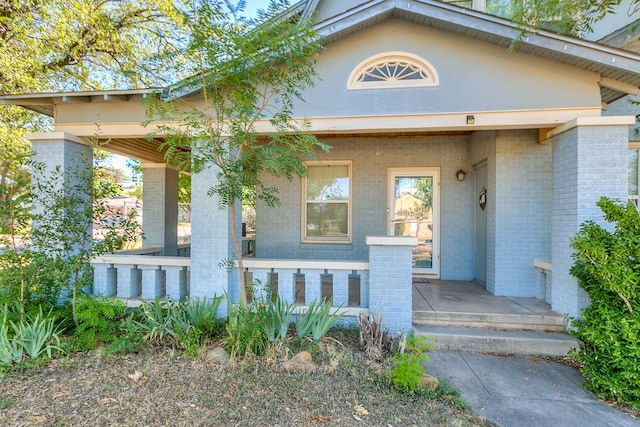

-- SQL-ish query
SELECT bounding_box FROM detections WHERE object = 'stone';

[204,346,231,365]
[421,373,440,391]
[283,351,316,373]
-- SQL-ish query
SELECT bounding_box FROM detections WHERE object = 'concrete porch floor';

[412,279,559,318]
[412,280,579,355]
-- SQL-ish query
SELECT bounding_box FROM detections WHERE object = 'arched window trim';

[347,51,439,90]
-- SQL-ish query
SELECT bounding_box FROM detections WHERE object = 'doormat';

[412,277,430,283]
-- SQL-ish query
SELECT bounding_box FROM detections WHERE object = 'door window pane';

[392,176,434,268]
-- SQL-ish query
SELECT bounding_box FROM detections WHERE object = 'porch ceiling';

[95,136,166,164]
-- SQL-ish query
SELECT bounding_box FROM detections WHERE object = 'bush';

[294,297,344,343]
[224,298,271,358]
[0,307,63,367]
[0,251,67,321]
[72,296,129,351]
[570,197,640,407]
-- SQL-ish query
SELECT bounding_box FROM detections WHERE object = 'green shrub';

[179,297,224,356]
[264,297,295,343]
[72,296,128,351]
[0,307,63,367]
[386,333,433,394]
[570,197,640,407]
[0,252,67,321]
[107,315,146,355]
[132,298,184,346]
[224,298,270,358]
[294,297,344,343]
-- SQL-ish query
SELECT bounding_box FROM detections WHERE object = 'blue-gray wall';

[292,19,601,119]
[257,130,552,294]
[257,135,474,281]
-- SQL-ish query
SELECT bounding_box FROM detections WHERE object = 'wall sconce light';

[456,169,466,182]
[466,115,475,125]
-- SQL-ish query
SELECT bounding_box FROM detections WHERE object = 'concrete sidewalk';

[426,350,640,427]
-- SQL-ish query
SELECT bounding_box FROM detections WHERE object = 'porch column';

[366,236,417,334]
[28,132,94,296]
[141,163,178,256]
[189,158,241,305]
[28,132,93,198]
[549,117,632,318]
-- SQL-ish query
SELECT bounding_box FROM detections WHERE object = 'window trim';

[301,160,353,244]
[347,51,439,90]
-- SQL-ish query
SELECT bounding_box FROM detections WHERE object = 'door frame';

[387,167,440,277]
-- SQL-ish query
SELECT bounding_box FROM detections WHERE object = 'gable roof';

[305,0,640,104]
[3,0,640,114]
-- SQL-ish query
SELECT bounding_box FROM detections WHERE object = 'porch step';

[413,310,567,332]
[414,324,581,356]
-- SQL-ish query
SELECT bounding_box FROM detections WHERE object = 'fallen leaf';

[128,370,144,382]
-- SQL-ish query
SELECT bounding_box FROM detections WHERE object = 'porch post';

[189,156,241,305]
[366,236,417,333]
[28,132,94,296]
[141,163,178,256]
[28,132,93,200]
[549,117,632,318]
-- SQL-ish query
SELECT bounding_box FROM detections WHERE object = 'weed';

[0,396,11,410]
[386,333,433,394]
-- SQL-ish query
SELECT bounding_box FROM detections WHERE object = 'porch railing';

[91,253,369,314]
[237,258,370,316]
[90,236,414,331]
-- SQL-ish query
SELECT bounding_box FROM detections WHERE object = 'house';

[3,0,640,332]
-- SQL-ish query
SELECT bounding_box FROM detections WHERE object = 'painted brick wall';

[469,130,552,297]
[190,159,241,303]
[493,130,552,296]
[551,125,628,318]
[31,136,93,225]
[368,242,414,332]
[256,136,475,280]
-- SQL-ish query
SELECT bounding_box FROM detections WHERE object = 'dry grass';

[0,330,492,426]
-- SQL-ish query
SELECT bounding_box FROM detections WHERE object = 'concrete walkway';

[427,350,640,427]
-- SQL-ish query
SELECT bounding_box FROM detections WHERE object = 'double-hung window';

[303,161,351,242]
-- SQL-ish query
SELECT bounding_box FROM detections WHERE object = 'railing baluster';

[141,265,165,299]
[116,264,141,298]
[165,266,187,300]
[359,271,369,308]
[331,270,349,307]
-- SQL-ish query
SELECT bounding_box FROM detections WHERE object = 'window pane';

[629,150,638,196]
[306,203,348,237]
[307,165,349,201]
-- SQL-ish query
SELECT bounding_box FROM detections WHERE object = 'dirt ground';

[0,332,492,427]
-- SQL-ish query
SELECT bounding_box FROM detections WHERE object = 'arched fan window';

[347,52,439,90]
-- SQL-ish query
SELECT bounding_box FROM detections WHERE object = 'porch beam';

[53,107,604,139]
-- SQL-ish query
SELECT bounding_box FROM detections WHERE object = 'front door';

[388,168,440,276]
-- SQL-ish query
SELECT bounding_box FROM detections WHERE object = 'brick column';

[29,132,93,216]
[189,159,241,306]
[366,236,417,334]
[549,117,632,318]
[141,163,178,256]
[28,132,93,297]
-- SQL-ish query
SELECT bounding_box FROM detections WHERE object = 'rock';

[283,351,316,373]
[421,373,440,391]
[205,347,231,365]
